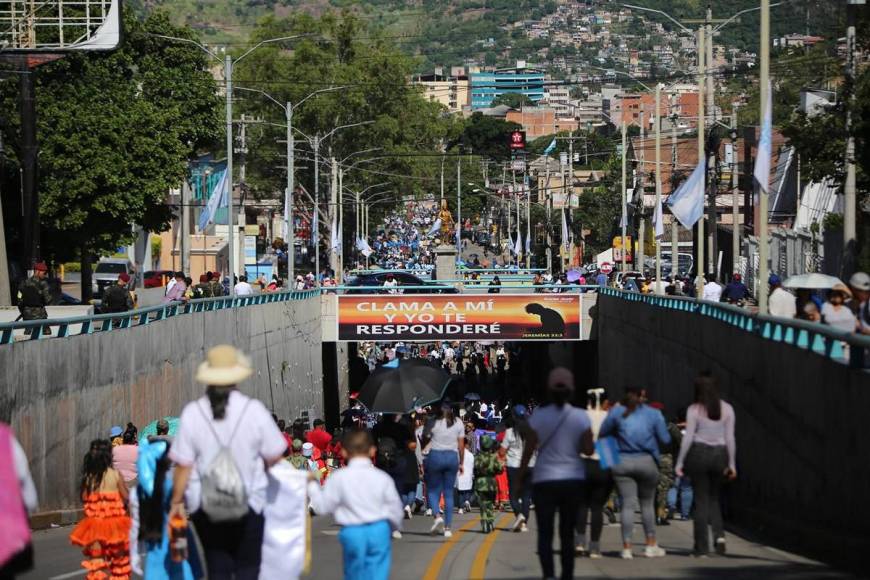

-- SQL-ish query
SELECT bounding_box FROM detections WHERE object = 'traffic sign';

[600,262,613,274]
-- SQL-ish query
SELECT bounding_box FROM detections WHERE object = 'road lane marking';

[48,571,86,580]
[422,516,481,580]
[469,513,513,580]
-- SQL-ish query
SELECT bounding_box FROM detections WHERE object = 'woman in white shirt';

[675,375,736,558]
[420,403,466,538]
[500,405,534,532]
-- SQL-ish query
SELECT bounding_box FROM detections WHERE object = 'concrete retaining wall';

[595,294,870,569]
[0,296,323,512]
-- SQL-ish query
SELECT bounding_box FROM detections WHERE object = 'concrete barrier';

[595,293,870,570]
[0,295,323,512]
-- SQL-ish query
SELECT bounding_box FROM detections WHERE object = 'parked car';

[92,258,134,298]
[345,271,458,294]
[143,270,174,289]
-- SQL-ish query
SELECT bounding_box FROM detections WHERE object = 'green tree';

[0,12,220,293]
[490,92,534,109]
[454,112,521,162]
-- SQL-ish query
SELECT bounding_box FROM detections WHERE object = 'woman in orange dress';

[70,439,132,580]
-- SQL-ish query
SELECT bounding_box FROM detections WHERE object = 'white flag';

[427,218,441,237]
[514,230,522,257]
[753,81,773,194]
[653,196,664,239]
[525,227,531,253]
[311,206,318,246]
[667,159,706,229]
[330,213,340,253]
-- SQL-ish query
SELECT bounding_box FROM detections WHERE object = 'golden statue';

[438,198,454,238]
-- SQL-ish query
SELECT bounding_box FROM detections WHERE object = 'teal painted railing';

[0,289,320,345]
[599,287,870,369]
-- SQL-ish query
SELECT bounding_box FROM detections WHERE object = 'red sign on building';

[509,130,526,150]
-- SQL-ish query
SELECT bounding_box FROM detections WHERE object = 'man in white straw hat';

[169,345,288,579]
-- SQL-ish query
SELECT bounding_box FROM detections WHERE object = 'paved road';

[23,508,852,579]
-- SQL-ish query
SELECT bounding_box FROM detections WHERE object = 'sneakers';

[430,516,445,535]
[575,545,589,557]
[715,537,727,556]
[425,508,433,516]
[620,549,634,560]
[520,523,528,533]
[404,505,412,520]
[589,550,602,559]
[443,529,453,538]
[464,500,472,512]
[644,545,667,558]
[392,530,402,540]
[458,508,464,515]
[511,514,526,532]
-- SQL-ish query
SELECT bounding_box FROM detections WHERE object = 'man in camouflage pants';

[17,262,52,335]
[474,435,502,533]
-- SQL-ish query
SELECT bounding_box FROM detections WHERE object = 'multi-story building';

[543,86,573,118]
[413,67,470,114]
[505,107,578,139]
[470,63,546,109]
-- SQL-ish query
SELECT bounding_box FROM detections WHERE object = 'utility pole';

[181,178,191,275]
[655,84,663,290]
[225,55,236,292]
[313,134,320,283]
[330,156,338,279]
[545,159,552,273]
[525,178,531,269]
[338,166,344,283]
[456,159,462,259]
[286,102,295,281]
[843,0,860,270]
[706,8,718,280]
[696,26,706,296]
[671,111,680,278]
[758,0,771,313]
[0,162,10,305]
[638,110,646,274]
[621,119,628,273]
[731,110,740,278]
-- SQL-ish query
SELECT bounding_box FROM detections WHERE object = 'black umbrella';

[358,359,452,413]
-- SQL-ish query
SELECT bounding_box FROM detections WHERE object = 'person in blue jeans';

[421,403,466,538]
[667,476,694,520]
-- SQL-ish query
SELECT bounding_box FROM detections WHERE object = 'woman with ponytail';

[167,345,288,578]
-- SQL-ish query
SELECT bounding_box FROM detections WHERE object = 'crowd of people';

[0,339,740,580]
[363,202,439,272]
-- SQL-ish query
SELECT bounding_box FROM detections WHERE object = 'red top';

[306,428,332,452]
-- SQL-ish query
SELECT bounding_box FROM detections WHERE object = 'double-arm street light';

[233,84,346,281]
[152,33,310,294]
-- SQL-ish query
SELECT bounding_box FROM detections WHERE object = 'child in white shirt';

[456,448,475,513]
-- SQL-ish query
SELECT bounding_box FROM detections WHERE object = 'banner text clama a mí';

[337,294,582,341]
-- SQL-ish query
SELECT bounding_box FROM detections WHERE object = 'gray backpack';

[197,399,251,522]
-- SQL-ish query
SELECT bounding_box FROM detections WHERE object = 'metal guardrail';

[326,284,602,293]
[0,289,320,344]
[599,288,870,369]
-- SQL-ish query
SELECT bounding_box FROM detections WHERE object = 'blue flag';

[198,169,228,231]
[544,138,557,155]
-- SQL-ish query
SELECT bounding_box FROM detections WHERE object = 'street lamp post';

[153,33,309,294]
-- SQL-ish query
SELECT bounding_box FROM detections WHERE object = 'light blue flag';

[311,205,318,245]
[525,228,531,253]
[427,218,441,237]
[198,169,228,231]
[754,81,773,193]
[543,138,557,155]
[666,158,706,229]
